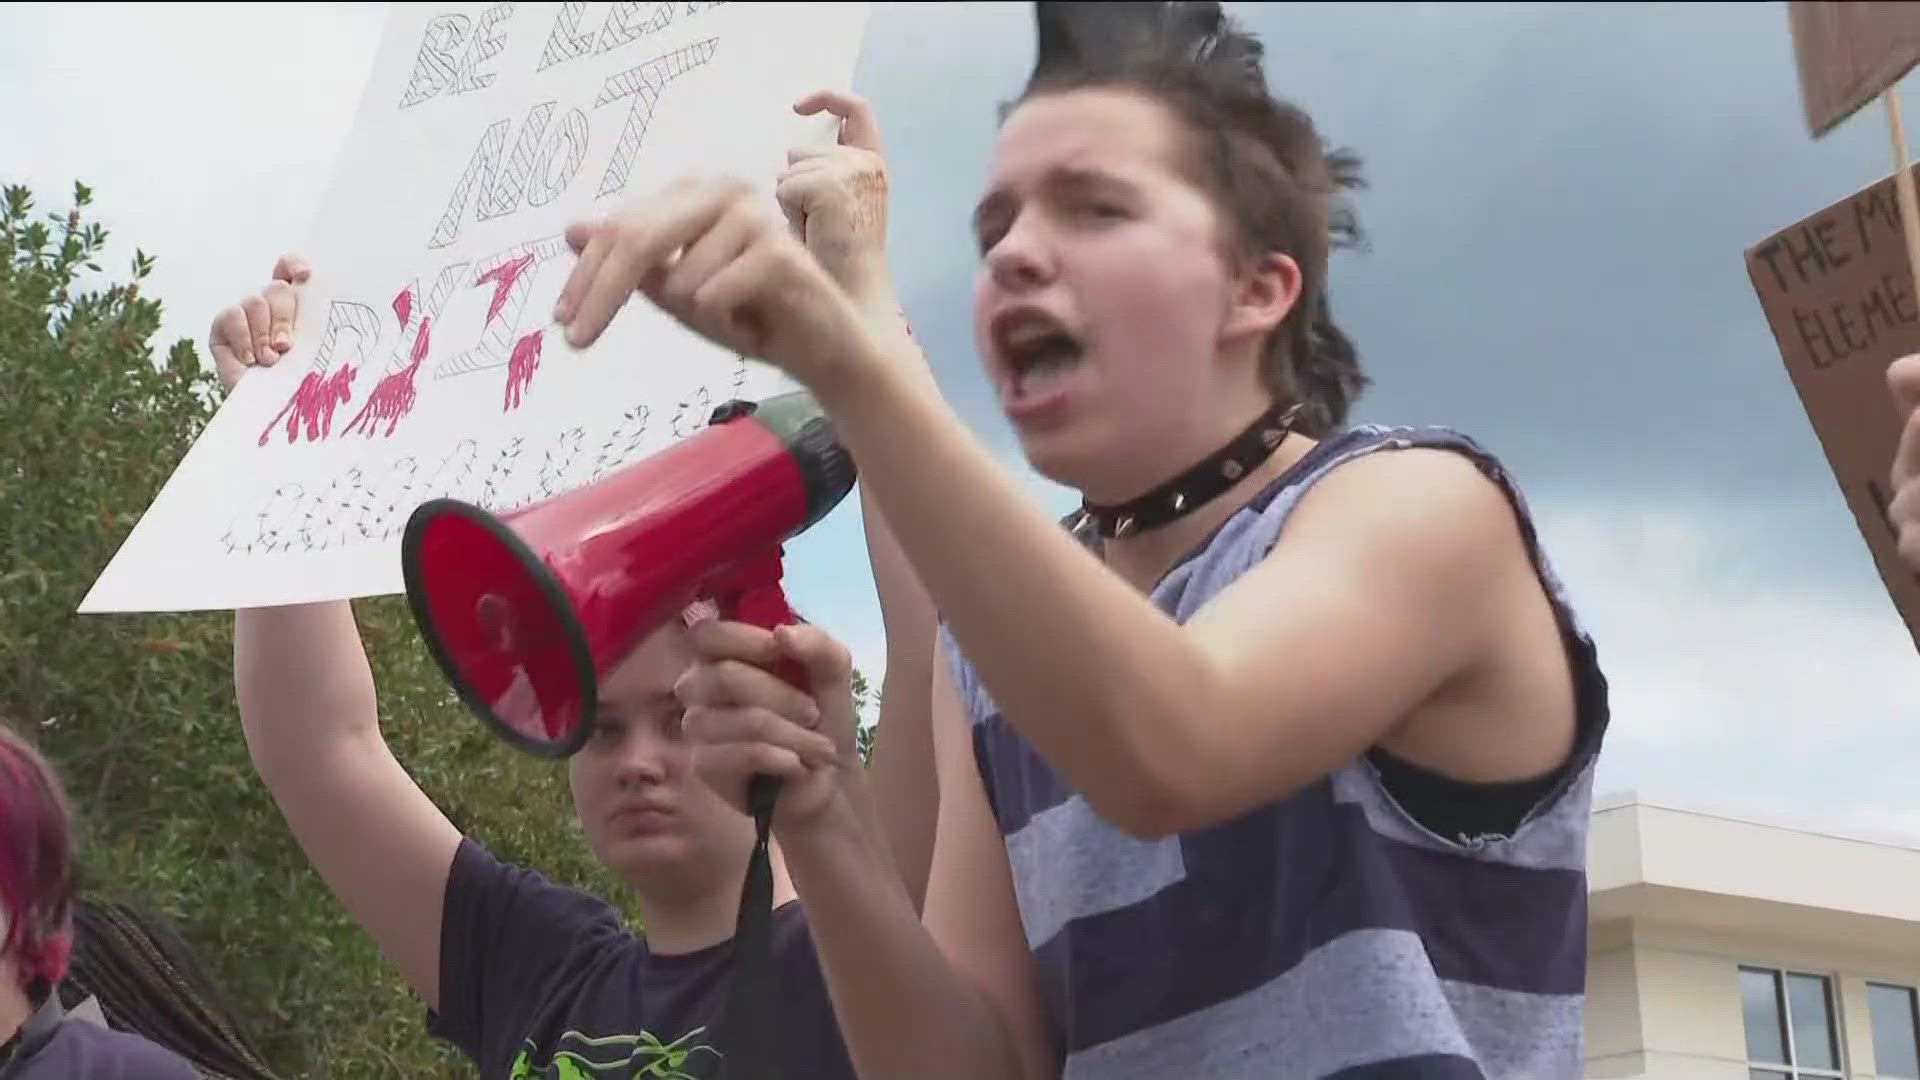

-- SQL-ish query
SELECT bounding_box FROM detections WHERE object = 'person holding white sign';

[214,262,882,1079]
[1889,355,1920,572]
[558,2,1613,1078]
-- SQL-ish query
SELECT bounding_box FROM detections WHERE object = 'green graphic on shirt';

[508,1026,720,1079]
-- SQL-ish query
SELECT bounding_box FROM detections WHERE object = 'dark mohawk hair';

[1011,1,1369,435]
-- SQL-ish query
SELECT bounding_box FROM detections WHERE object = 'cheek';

[970,269,997,360]
[566,761,597,809]
[1076,252,1227,377]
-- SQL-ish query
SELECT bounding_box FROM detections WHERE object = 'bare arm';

[213,259,459,1011]
[778,650,1054,1080]
[234,602,462,1011]
[814,351,1531,839]
[859,480,939,912]
[778,89,943,907]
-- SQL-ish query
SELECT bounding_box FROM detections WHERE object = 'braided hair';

[58,899,281,1080]
[1010,1,1370,436]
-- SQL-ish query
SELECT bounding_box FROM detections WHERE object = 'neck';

[632,845,800,956]
[0,968,32,1047]
[1099,411,1315,592]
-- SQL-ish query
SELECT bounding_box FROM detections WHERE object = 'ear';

[1221,250,1302,345]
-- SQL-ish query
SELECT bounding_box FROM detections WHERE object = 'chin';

[600,831,701,877]
[1014,421,1112,501]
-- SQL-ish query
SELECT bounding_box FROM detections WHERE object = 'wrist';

[839,255,896,311]
[775,775,870,856]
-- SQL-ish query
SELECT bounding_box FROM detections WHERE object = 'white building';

[1584,795,1920,1079]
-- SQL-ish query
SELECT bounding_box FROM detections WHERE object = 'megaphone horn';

[399,389,855,757]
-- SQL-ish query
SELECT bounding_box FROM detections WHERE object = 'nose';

[985,213,1053,295]
[610,725,673,788]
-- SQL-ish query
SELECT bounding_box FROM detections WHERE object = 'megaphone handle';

[704,548,800,1080]
[708,552,810,692]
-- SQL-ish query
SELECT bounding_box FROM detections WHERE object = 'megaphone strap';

[718,774,781,1080]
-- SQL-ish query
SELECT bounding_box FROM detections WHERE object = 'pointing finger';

[554,224,612,326]
[794,89,883,153]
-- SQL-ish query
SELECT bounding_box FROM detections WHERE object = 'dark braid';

[58,899,281,1080]
[1011,2,1370,435]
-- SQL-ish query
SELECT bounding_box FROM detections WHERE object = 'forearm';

[233,600,383,777]
[815,353,1211,833]
[861,484,939,910]
[782,784,1030,1080]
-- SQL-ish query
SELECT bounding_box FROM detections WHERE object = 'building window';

[1741,966,1843,1079]
[1868,983,1920,1079]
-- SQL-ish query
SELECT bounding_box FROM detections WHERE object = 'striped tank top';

[939,424,1611,1079]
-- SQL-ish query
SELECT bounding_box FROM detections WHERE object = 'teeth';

[1005,324,1058,348]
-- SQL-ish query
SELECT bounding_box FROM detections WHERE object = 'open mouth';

[992,308,1085,402]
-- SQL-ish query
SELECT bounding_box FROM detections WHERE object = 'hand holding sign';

[208,256,309,392]
[1751,4,1920,653]
[1889,355,1920,570]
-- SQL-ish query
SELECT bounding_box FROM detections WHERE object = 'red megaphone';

[399,389,855,757]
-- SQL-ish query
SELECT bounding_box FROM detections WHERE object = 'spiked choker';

[1075,401,1304,539]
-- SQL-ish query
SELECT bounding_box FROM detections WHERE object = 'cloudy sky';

[7,1,1920,839]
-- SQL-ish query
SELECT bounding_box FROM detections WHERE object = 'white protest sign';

[81,1,871,613]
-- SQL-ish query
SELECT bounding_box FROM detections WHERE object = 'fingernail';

[566,324,587,347]
[272,332,289,350]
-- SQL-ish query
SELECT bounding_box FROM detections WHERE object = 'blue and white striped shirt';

[940,425,1610,1079]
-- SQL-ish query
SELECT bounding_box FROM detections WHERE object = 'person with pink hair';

[0,723,196,1078]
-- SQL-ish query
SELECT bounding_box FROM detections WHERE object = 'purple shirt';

[425,837,856,1079]
[0,994,198,1079]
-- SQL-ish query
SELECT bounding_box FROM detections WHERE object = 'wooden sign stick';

[1885,87,1920,308]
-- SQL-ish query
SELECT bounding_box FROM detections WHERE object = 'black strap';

[717,773,781,1080]
[1074,401,1303,538]
[0,990,66,1080]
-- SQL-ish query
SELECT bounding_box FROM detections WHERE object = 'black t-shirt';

[0,994,198,1079]
[425,837,856,1080]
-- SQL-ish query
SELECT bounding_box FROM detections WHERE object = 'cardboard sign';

[1747,169,1920,650]
[1787,1,1920,137]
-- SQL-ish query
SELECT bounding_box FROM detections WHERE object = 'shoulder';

[33,1021,200,1079]
[447,835,624,927]
[1280,427,1531,582]
[770,899,825,969]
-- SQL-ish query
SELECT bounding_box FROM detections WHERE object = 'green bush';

[0,181,873,1077]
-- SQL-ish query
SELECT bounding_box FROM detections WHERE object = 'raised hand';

[552,174,878,392]
[208,255,309,394]
[779,90,894,305]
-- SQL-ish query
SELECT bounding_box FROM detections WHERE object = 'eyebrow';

[972,165,1139,235]
[598,689,681,723]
